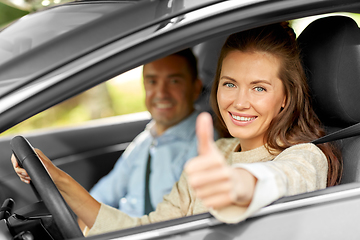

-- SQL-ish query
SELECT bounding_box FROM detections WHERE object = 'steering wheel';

[11,136,83,239]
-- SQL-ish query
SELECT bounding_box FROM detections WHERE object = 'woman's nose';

[233,90,250,109]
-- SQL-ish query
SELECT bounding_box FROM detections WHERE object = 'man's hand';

[185,112,257,209]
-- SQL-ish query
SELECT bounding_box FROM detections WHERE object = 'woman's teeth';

[231,113,256,121]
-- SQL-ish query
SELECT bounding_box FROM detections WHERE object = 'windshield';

[0,2,133,66]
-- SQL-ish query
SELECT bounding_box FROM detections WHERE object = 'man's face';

[143,55,201,135]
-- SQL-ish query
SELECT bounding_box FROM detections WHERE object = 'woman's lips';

[229,112,257,126]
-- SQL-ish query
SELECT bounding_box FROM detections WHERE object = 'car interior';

[1,12,360,239]
[297,15,360,184]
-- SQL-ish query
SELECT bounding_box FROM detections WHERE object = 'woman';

[185,22,342,216]
[12,22,342,236]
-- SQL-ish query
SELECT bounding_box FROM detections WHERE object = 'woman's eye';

[224,82,235,88]
[254,86,266,92]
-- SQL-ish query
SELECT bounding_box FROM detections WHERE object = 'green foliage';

[349,13,360,24]
[107,80,146,116]
[0,2,29,27]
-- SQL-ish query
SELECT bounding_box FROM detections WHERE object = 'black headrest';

[298,16,360,127]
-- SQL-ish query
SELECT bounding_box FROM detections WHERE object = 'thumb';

[196,112,215,156]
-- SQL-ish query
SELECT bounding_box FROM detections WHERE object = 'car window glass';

[0,2,133,66]
[0,66,146,136]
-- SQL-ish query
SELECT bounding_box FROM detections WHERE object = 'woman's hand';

[185,112,257,209]
[11,149,64,187]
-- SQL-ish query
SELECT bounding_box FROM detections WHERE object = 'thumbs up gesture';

[185,112,257,209]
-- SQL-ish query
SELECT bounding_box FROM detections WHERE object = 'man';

[90,49,206,217]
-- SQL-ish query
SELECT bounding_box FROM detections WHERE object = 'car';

[1,0,360,239]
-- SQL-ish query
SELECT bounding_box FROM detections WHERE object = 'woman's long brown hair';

[210,22,342,187]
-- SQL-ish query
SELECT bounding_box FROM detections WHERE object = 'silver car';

[1,0,360,239]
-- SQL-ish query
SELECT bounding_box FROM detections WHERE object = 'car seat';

[193,36,227,113]
[297,16,360,184]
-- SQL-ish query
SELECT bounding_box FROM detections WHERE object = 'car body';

[1,0,360,239]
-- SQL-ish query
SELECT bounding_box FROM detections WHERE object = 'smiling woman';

[210,22,342,187]
[184,22,342,223]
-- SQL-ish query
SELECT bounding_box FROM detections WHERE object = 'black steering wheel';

[11,136,83,239]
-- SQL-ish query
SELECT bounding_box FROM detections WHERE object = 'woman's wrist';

[231,168,257,207]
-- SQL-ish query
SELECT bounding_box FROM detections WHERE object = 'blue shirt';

[90,110,201,217]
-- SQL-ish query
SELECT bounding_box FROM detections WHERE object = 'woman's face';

[217,50,286,151]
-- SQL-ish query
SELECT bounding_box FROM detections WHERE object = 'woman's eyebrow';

[220,76,272,86]
[220,76,236,82]
[250,80,272,86]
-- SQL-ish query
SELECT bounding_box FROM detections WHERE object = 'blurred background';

[0,0,71,27]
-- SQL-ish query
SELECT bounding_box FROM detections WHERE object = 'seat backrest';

[297,16,360,184]
[193,36,227,113]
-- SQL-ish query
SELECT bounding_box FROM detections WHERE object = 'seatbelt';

[312,122,360,144]
[144,153,154,215]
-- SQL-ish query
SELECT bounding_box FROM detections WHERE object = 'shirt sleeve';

[87,171,195,236]
[210,143,328,223]
[89,154,132,208]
